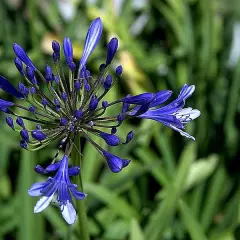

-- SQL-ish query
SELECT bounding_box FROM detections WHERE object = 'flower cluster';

[0,17,200,224]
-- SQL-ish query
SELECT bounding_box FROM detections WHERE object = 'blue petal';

[149,90,173,108]
[0,76,24,99]
[79,18,103,67]
[70,188,87,200]
[12,43,36,70]
[0,98,14,113]
[28,182,46,196]
[123,93,155,105]
[139,113,183,129]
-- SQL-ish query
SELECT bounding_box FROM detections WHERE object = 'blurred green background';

[1,0,240,239]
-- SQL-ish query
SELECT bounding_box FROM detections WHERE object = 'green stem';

[72,135,90,240]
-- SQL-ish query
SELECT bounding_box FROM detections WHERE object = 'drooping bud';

[99,132,120,146]
[106,37,118,65]
[74,110,83,119]
[45,65,53,81]
[29,105,35,113]
[34,165,46,174]
[89,95,98,111]
[111,127,117,134]
[42,98,48,107]
[61,92,67,102]
[16,117,25,128]
[103,75,112,90]
[124,131,134,144]
[31,130,47,141]
[20,129,29,142]
[6,116,14,129]
[102,100,108,108]
[14,57,24,76]
[68,166,80,176]
[116,65,123,76]
[117,113,124,124]
[20,140,27,149]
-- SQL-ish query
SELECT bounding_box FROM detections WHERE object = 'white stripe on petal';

[170,125,195,141]
[34,194,54,213]
[61,201,76,225]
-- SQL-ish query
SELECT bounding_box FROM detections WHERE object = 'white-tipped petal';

[61,201,76,224]
[34,194,54,213]
[170,125,195,141]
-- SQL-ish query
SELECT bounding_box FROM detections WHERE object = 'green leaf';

[130,219,145,240]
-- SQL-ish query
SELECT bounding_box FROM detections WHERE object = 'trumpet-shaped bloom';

[28,155,86,224]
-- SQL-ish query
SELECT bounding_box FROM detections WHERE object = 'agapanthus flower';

[0,17,200,224]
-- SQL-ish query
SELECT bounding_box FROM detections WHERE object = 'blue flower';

[136,85,200,140]
[28,155,86,224]
[0,18,200,175]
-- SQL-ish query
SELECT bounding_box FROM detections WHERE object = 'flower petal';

[70,188,87,200]
[0,76,24,99]
[80,18,103,67]
[123,93,155,105]
[61,201,76,225]
[34,194,54,213]
[149,90,173,108]
[28,182,46,196]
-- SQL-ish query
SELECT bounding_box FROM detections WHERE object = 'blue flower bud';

[63,37,73,63]
[36,124,41,130]
[29,105,35,113]
[106,37,118,65]
[52,40,60,55]
[42,98,48,107]
[14,57,24,76]
[84,79,90,92]
[125,131,134,144]
[74,81,81,91]
[68,166,80,176]
[74,110,83,119]
[102,150,130,173]
[60,117,68,126]
[20,129,29,142]
[89,95,98,111]
[13,43,36,70]
[54,98,59,105]
[53,75,59,84]
[69,61,76,71]
[99,63,106,72]
[6,116,14,129]
[45,161,61,172]
[117,114,124,124]
[111,127,117,134]
[103,75,112,90]
[52,52,59,63]
[34,165,46,174]
[85,70,90,78]
[123,93,155,105]
[20,140,27,149]
[102,100,108,108]
[45,65,53,81]
[88,121,94,127]
[61,92,67,102]
[80,66,86,78]
[30,87,36,94]
[16,117,25,128]
[26,66,35,81]
[31,130,47,141]
[116,65,123,76]
[99,132,120,146]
